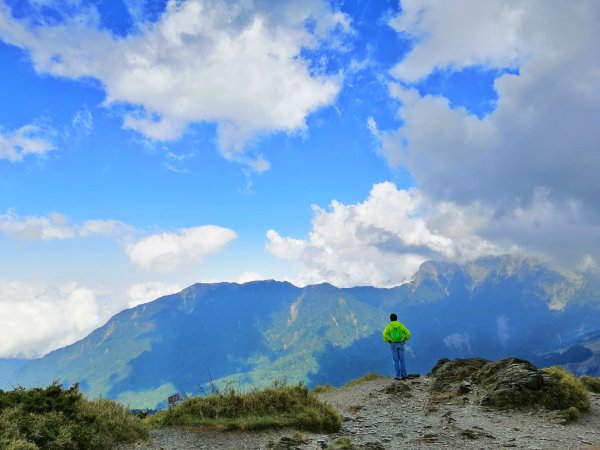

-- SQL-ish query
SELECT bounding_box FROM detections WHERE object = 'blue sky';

[1,0,599,358]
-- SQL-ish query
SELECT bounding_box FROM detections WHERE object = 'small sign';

[168,393,181,405]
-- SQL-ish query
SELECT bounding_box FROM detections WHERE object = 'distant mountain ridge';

[0,358,28,388]
[5,256,600,408]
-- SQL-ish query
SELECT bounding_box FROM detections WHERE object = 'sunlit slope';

[9,257,600,409]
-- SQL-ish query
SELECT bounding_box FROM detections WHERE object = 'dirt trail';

[123,376,600,450]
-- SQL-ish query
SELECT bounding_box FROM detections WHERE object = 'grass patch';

[541,366,590,411]
[0,382,147,450]
[326,436,360,449]
[146,383,341,433]
[312,384,336,394]
[342,373,385,388]
[579,375,600,393]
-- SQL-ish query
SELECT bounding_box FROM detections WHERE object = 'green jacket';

[382,320,411,343]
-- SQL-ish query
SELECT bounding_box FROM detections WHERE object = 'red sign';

[168,393,181,404]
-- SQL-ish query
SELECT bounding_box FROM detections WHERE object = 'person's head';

[390,313,397,321]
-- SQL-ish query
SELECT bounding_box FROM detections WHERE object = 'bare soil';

[123,376,600,449]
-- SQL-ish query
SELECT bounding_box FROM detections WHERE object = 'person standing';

[382,313,411,380]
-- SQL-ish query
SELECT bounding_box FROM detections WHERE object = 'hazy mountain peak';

[408,260,462,297]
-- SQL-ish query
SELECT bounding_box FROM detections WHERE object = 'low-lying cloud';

[126,281,183,308]
[0,279,188,358]
[0,281,100,358]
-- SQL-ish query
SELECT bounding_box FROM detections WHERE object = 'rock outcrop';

[429,357,590,411]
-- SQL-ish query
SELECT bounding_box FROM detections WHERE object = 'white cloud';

[0,124,54,162]
[389,0,525,82]
[78,219,135,237]
[0,211,134,240]
[0,211,74,239]
[443,332,472,353]
[497,315,510,347]
[0,0,348,169]
[267,181,600,285]
[237,272,268,284]
[126,281,182,308]
[71,107,93,137]
[0,280,101,358]
[161,148,196,173]
[266,182,504,287]
[126,225,237,271]
[265,231,306,261]
[374,1,600,270]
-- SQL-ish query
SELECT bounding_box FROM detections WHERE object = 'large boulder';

[428,358,488,393]
[428,357,590,411]
[475,357,550,407]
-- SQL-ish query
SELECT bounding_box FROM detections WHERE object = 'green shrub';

[557,406,580,421]
[0,383,82,416]
[0,383,147,450]
[541,366,590,411]
[76,398,148,448]
[6,440,38,450]
[579,375,600,393]
[147,383,341,433]
[0,406,24,446]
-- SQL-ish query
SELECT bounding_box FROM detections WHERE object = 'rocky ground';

[123,359,600,450]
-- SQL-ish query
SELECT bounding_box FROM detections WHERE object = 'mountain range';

[4,255,600,409]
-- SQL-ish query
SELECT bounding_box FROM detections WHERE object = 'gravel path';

[123,376,600,450]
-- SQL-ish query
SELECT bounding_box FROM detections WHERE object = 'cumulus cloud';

[126,225,237,271]
[0,0,348,169]
[371,0,600,270]
[266,182,504,287]
[126,281,182,308]
[0,281,101,358]
[386,0,600,206]
[0,211,134,240]
[0,124,55,162]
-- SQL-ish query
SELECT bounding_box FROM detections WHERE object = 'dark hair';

[390,313,397,321]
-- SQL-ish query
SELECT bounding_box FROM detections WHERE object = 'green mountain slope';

[8,257,600,408]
